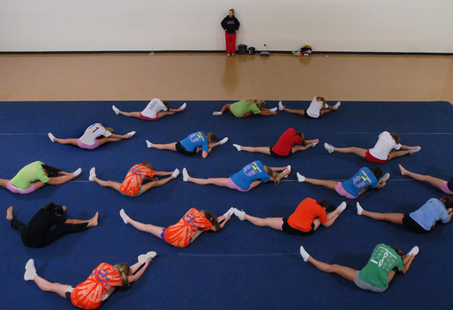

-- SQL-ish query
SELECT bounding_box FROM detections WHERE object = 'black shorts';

[303,110,317,119]
[282,218,314,236]
[270,147,292,159]
[402,214,430,234]
[176,142,198,156]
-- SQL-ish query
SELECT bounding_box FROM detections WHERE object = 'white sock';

[146,140,153,148]
[182,168,189,182]
[48,133,55,142]
[356,202,363,215]
[297,172,305,182]
[73,168,82,176]
[223,207,234,218]
[220,137,229,145]
[278,101,284,111]
[138,251,157,264]
[112,105,120,115]
[119,209,129,224]
[178,103,186,110]
[213,111,223,116]
[311,142,318,147]
[337,201,347,213]
[127,131,136,137]
[89,167,96,181]
[172,169,180,179]
[233,144,242,151]
[300,246,310,262]
[24,259,37,281]
[269,107,277,112]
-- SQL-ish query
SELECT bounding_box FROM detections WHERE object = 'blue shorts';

[119,188,142,197]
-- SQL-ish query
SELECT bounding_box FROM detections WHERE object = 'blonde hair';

[105,127,114,133]
[316,96,326,105]
[245,98,265,108]
[265,166,280,185]
[141,161,152,169]
[115,263,131,289]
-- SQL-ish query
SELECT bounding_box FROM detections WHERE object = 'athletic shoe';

[89,167,96,181]
[172,169,180,179]
[138,251,157,264]
[182,168,189,182]
[233,144,242,151]
[296,172,305,183]
[283,165,291,178]
[178,103,186,110]
[48,133,55,142]
[233,208,245,221]
[333,101,341,109]
[73,168,82,177]
[407,246,419,257]
[213,111,223,116]
[338,201,347,213]
[324,104,329,109]
[231,54,235,57]
[324,143,334,153]
[223,207,234,218]
[146,140,153,148]
[410,146,421,155]
[278,101,284,111]
[379,173,390,183]
[119,209,129,224]
[220,137,229,145]
[227,54,231,57]
[112,105,120,115]
[356,202,363,215]
[312,142,318,147]
[300,246,310,262]
[269,107,277,112]
[24,259,36,281]
[127,131,136,137]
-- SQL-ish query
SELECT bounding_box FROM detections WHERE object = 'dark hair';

[442,196,453,209]
[317,199,332,212]
[202,210,222,232]
[390,246,404,258]
[42,202,64,215]
[295,131,306,147]
[369,166,383,180]
[205,132,217,142]
[390,133,401,144]
[162,100,170,109]
[42,164,62,177]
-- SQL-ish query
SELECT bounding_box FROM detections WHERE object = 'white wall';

[1,0,452,53]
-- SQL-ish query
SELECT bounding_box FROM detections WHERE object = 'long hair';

[115,263,131,289]
[390,133,401,144]
[369,166,383,180]
[205,132,217,142]
[390,246,404,258]
[42,202,64,215]
[162,100,170,109]
[141,161,152,169]
[264,166,280,185]
[295,131,305,146]
[202,210,222,232]
[42,164,62,177]
[316,96,326,105]
[245,98,265,108]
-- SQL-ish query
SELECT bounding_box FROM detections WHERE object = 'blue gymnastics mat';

[1,100,452,309]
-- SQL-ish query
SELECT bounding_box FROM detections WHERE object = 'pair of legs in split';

[0,170,81,193]
[324,145,420,161]
[49,133,134,148]
[399,164,453,194]
[148,141,224,155]
[115,106,186,120]
[91,171,176,195]
[235,140,319,155]
[280,105,338,117]
[216,104,276,117]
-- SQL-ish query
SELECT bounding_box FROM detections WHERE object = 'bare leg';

[247,180,264,190]
[333,147,368,158]
[92,177,121,191]
[399,164,445,189]
[307,256,357,283]
[319,108,333,116]
[240,146,271,155]
[292,139,319,153]
[187,176,230,188]
[156,107,185,119]
[67,212,99,227]
[129,261,144,274]
[361,210,404,225]
[304,178,338,190]
[220,104,231,114]
[53,138,79,146]
[243,214,284,231]
[46,172,79,185]
[6,206,13,220]
[97,134,133,146]
[0,178,9,188]
[140,176,175,194]
[282,107,305,116]
[126,217,165,239]
[118,111,142,118]
[388,150,411,160]
[33,275,71,298]
[149,142,178,151]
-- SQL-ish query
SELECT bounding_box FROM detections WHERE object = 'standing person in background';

[221,9,240,56]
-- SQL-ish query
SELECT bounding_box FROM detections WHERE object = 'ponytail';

[202,210,222,232]
[265,167,280,185]
[115,263,131,289]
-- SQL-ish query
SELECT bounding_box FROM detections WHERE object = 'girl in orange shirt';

[23,251,156,309]
[119,207,232,248]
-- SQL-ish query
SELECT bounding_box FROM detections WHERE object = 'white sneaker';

[182,168,189,182]
[146,140,153,148]
[300,246,310,262]
[178,103,186,110]
[48,133,55,142]
[127,131,136,137]
[283,165,291,178]
[324,143,334,153]
[269,107,277,113]
[324,104,329,109]
[24,259,37,281]
[278,101,284,111]
[119,209,129,224]
[356,202,364,215]
[379,173,390,183]
[233,144,242,151]
[220,137,229,145]
[89,167,96,181]
[333,101,341,109]
[223,207,234,218]
[410,146,421,155]
[112,105,120,115]
[172,169,180,179]
[338,201,347,213]
[296,172,305,182]
[233,208,245,221]
[138,251,157,264]
[73,168,82,177]
[312,142,318,147]
[213,111,223,116]
[407,246,419,257]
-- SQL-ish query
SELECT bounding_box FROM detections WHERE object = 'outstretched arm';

[128,258,152,283]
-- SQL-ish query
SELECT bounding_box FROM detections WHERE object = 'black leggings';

[11,219,89,248]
